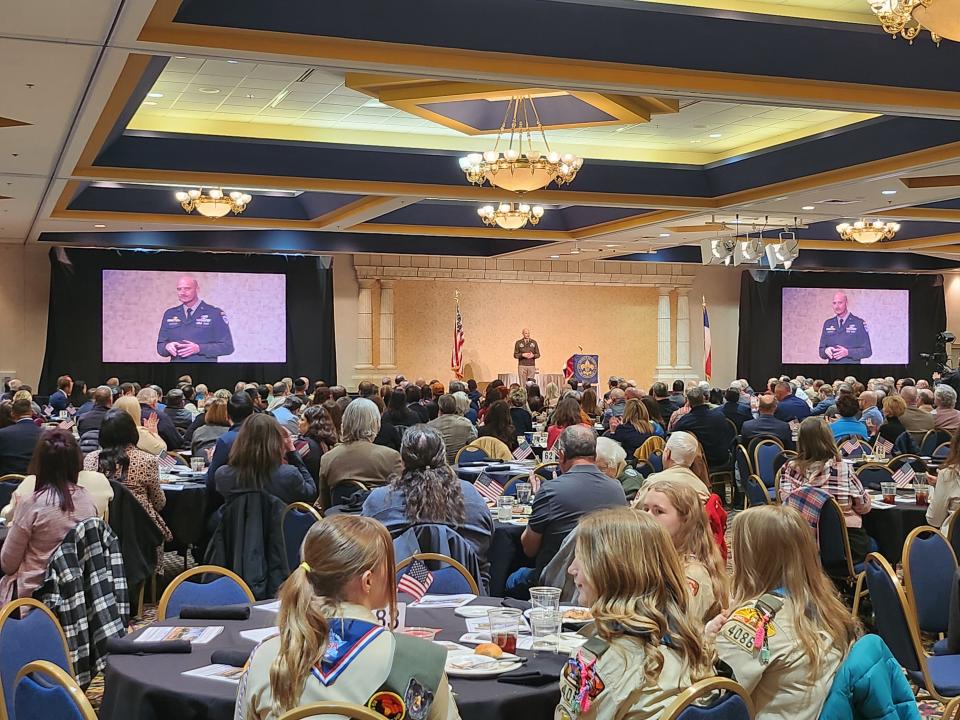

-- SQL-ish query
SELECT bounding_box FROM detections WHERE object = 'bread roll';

[474,642,503,658]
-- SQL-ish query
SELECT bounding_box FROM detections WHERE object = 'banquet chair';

[837,437,871,459]
[0,474,24,512]
[855,463,895,492]
[818,496,869,616]
[454,444,490,465]
[469,436,513,462]
[921,430,953,458]
[647,451,664,474]
[742,474,772,507]
[772,450,795,478]
[752,439,784,494]
[14,661,95,720]
[278,702,389,720]
[934,442,952,462]
[948,510,960,562]
[863,552,960,715]
[532,461,560,483]
[889,454,929,476]
[902,528,957,643]
[635,459,656,478]
[635,435,665,462]
[282,502,323,570]
[0,599,73,720]
[661,676,755,720]
[396,552,480,595]
[329,479,369,507]
[157,565,256,621]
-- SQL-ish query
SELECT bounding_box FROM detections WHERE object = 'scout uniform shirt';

[684,559,717,625]
[514,338,541,367]
[236,603,460,720]
[156,300,235,363]
[818,313,872,365]
[715,594,843,720]
[556,624,693,720]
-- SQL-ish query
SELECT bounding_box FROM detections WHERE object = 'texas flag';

[702,297,712,382]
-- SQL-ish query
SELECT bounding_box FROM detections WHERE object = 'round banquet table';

[861,496,931,564]
[488,521,533,598]
[99,598,565,720]
[161,481,208,553]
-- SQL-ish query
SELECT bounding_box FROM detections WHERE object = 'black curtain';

[736,270,945,388]
[39,248,336,393]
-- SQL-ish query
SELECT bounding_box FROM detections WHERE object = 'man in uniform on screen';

[818,291,872,364]
[156,275,234,363]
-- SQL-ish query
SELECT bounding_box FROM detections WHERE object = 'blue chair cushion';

[933,638,951,656]
[908,654,960,696]
[0,609,71,720]
[14,674,83,720]
[282,510,318,570]
[676,692,751,720]
[166,576,251,619]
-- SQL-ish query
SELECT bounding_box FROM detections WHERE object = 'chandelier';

[174,188,252,218]
[836,219,901,244]
[867,0,960,43]
[478,202,545,230]
[458,96,583,193]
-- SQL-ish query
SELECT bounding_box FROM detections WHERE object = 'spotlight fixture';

[174,188,252,218]
[477,202,545,230]
[836,219,901,244]
[458,95,583,193]
[709,236,738,266]
[765,231,800,270]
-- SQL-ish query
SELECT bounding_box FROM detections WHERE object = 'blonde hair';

[268,515,396,715]
[641,479,728,620]
[575,507,712,686]
[730,506,859,680]
[883,394,907,419]
[622,398,653,435]
[114,395,143,427]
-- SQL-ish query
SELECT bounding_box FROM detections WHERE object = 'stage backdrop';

[737,270,945,386]
[40,248,336,393]
[393,279,659,384]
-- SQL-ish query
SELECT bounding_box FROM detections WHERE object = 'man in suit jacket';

[900,385,934,439]
[137,387,182,451]
[48,375,73,414]
[741,394,795,450]
[205,392,255,515]
[77,386,113,435]
[0,397,42,475]
[720,387,753,432]
[673,386,736,467]
[773,381,811,423]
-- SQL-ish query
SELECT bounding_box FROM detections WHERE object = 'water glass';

[190,455,205,472]
[515,482,533,505]
[487,609,521,654]
[529,608,561,653]
[529,586,561,612]
[496,495,514,522]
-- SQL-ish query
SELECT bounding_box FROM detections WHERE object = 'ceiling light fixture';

[142,101,157,106]
[93,224,106,228]
[197,87,221,94]
[836,218,901,244]
[174,188,252,218]
[881,189,898,195]
[659,233,671,237]
[477,202,545,230]
[709,133,722,138]
[868,0,959,44]
[765,231,800,270]
[147,92,164,98]
[459,96,583,193]
[802,205,816,210]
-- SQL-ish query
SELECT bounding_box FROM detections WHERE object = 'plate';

[454,605,499,619]
[524,605,593,628]
[444,651,522,677]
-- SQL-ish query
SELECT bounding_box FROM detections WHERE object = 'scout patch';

[368,691,405,720]
[310,619,384,686]
[721,607,778,654]
[403,677,434,720]
[687,577,700,597]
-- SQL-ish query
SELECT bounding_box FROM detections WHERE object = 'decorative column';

[675,287,693,377]
[378,280,396,371]
[655,286,675,381]
[354,278,375,374]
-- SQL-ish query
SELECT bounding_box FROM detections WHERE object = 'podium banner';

[564,354,599,385]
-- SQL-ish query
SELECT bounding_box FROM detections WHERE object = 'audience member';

[741,394,794,450]
[720,386,752,431]
[651,381,679,419]
[900,385,934,439]
[77,385,113,435]
[478,400,518,451]
[632,431,709,503]
[0,429,99,604]
[272,395,304,436]
[925,431,960,533]
[205,392,256,513]
[877,394,916,451]
[508,387,534,437]
[546,396,589,449]
[918,388,935,413]
[673,386,735,467]
[0,396,43,475]
[595,436,644,501]
[606,398,659,458]
[829,394,869,441]
[601,388,626,430]
[427,394,478,464]
[579,388,601,421]
[49,375,73,413]
[383,388,421,429]
[933,384,960,432]
[137,387,182,450]
[773,381,811,423]
[70,381,92,415]
[858,390,883,435]
[190,397,231,457]
[668,379,686,408]
[296,405,339,482]
[163,388,193,432]
[114,395,166,456]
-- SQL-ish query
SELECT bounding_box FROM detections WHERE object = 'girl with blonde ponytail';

[236,515,460,720]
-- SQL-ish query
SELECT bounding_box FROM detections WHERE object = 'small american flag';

[840,439,860,456]
[451,292,465,380]
[874,437,894,457]
[513,442,534,461]
[474,475,505,502]
[892,464,916,488]
[397,559,434,601]
[158,453,178,469]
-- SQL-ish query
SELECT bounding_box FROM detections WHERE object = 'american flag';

[451,293,465,380]
[840,438,861,456]
[892,464,916,488]
[397,559,434,601]
[874,436,894,457]
[474,475,505,501]
[702,297,712,382]
[513,442,534,461]
[158,453,178,469]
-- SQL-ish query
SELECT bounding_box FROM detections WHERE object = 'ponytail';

[268,567,334,716]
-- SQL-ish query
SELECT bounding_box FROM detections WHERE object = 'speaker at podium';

[564,353,599,386]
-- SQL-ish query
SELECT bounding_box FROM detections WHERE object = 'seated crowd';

[0,368,954,720]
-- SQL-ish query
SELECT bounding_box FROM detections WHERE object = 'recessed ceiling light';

[659,233,671,237]
[226,60,239,64]
[197,87,221,94]
[245,93,256,99]
[881,189,898,195]
[549,255,560,259]
[615,127,626,133]
[570,249,581,255]
[690,139,702,144]
[142,101,157,106]
[93,224,106,228]
[774,196,789,201]
[802,205,816,211]
[605,244,620,247]
[709,133,722,138]
[174,56,187,59]
[147,92,163,98]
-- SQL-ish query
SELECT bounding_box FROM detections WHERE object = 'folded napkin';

[179,604,251,620]
[211,649,252,667]
[341,490,370,512]
[500,597,531,611]
[497,668,560,686]
[106,637,192,655]
[486,465,511,472]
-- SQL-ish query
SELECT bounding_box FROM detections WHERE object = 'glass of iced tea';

[881,482,896,504]
[487,608,521,654]
[914,483,930,507]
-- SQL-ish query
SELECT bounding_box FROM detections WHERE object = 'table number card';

[542,450,558,463]
[375,602,407,630]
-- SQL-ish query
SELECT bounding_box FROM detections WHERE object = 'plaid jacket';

[784,486,832,531]
[33,517,129,686]
[779,458,872,527]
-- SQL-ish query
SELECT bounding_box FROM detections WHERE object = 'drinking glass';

[881,482,896,504]
[529,608,561,653]
[914,483,930,506]
[486,609,521,654]
[190,455,205,472]
[496,495,514,522]
[515,482,533,505]
[529,586,561,612]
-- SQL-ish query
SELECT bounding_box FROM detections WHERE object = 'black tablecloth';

[99,598,564,720]
[161,482,208,549]
[862,500,930,564]
[488,522,534,598]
